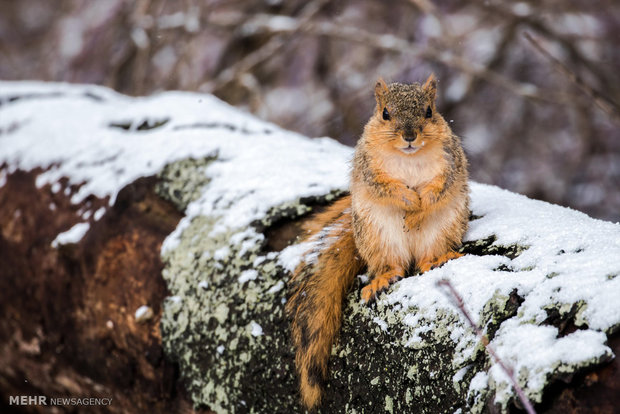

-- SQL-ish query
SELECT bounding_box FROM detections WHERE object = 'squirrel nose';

[404,135,416,143]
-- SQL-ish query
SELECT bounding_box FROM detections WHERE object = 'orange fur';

[286,196,363,409]
[287,76,469,409]
[352,76,469,301]
[418,251,464,273]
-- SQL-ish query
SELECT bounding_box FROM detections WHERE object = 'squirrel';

[286,75,470,410]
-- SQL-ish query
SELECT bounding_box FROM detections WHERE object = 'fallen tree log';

[0,82,619,413]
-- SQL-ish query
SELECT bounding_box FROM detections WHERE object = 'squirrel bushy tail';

[286,195,363,409]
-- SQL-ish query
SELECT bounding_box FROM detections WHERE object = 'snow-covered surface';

[378,182,620,406]
[249,321,263,337]
[51,222,90,247]
[2,81,619,410]
[134,305,153,321]
[238,269,258,283]
[0,81,350,247]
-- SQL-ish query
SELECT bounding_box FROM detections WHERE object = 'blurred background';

[1,0,619,221]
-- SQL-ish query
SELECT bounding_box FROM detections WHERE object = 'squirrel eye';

[425,106,432,119]
[382,107,391,121]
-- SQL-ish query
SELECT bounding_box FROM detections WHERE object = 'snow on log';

[1,81,619,413]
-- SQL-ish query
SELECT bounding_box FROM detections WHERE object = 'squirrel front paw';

[361,270,404,303]
[417,251,463,273]
[395,186,421,211]
[419,179,444,208]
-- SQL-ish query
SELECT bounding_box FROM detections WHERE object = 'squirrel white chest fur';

[379,147,446,190]
[351,146,453,268]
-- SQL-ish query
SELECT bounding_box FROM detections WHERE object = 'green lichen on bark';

[155,158,614,414]
[160,212,298,413]
[324,286,469,413]
[156,156,215,211]
[156,158,348,413]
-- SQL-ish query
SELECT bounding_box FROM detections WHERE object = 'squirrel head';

[366,74,447,156]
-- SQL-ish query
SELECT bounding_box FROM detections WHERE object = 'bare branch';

[524,32,620,123]
[201,0,330,93]
[218,13,573,105]
[436,279,537,414]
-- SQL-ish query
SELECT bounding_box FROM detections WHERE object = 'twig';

[524,32,620,123]
[307,22,567,105]
[221,13,571,105]
[436,279,537,414]
[202,0,330,93]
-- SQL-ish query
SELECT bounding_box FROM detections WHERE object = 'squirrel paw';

[361,270,403,303]
[418,251,463,273]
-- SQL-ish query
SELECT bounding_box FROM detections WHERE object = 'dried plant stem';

[436,279,537,414]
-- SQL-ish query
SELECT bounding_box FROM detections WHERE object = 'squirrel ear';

[423,73,437,101]
[374,77,389,106]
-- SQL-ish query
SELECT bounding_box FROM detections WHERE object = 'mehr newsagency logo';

[9,395,113,406]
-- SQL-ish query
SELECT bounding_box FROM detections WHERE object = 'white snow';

[250,321,263,337]
[453,365,469,383]
[373,316,389,332]
[383,182,620,406]
[213,246,231,261]
[0,82,350,257]
[278,240,314,272]
[51,222,90,247]
[469,371,488,393]
[93,207,106,221]
[238,269,258,283]
[488,321,611,405]
[267,280,285,294]
[279,221,344,273]
[134,305,153,321]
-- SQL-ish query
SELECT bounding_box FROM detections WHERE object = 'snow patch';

[213,246,230,261]
[267,280,284,294]
[373,317,389,332]
[238,269,258,283]
[134,305,154,322]
[0,82,350,257]
[51,222,90,247]
[384,182,620,407]
[278,241,313,272]
[93,207,106,221]
[250,321,263,337]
